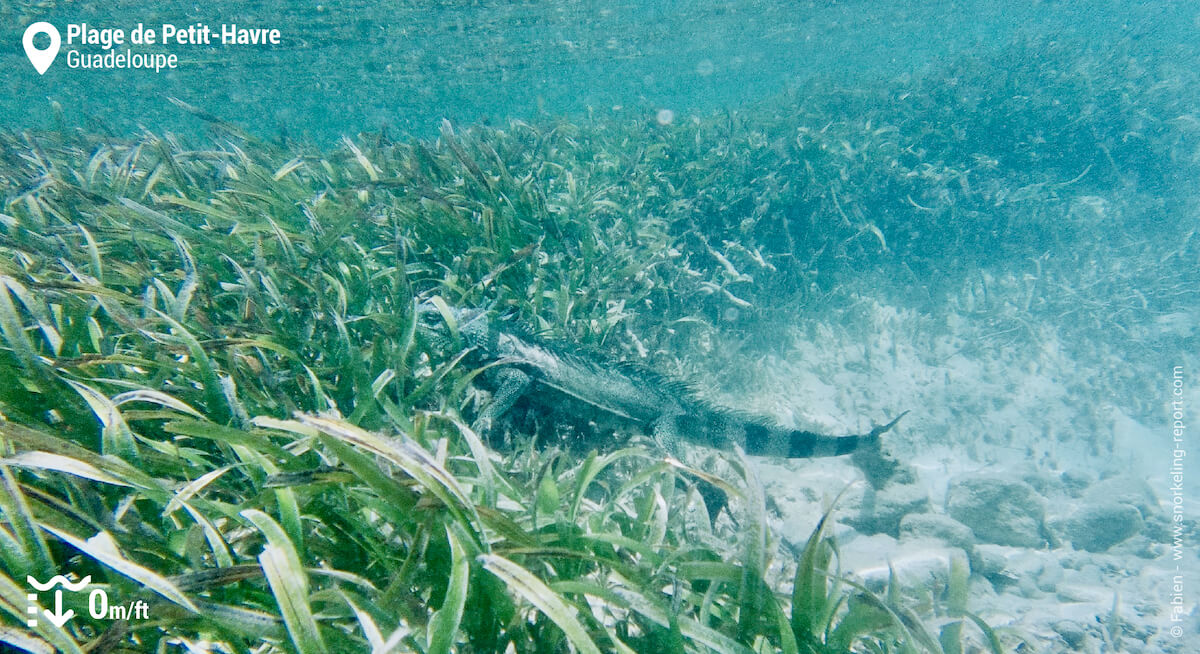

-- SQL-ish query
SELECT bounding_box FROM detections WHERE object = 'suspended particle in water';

[655,108,675,125]
[695,59,715,76]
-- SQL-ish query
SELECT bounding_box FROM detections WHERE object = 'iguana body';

[425,306,906,461]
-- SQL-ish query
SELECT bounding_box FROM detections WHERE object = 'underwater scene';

[1,1,1198,652]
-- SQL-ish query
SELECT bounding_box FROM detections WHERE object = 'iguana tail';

[742,411,909,459]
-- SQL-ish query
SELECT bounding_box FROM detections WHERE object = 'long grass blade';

[2,451,133,487]
[38,525,198,613]
[0,276,62,356]
[479,553,602,654]
[0,466,54,577]
[427,526,469,654]
[62,379,138,458]
[241,509,328,654]
[298,414,484,549]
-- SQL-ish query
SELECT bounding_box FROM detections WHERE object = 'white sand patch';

[681,279,1199,653]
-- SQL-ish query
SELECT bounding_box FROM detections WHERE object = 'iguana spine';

[424,305,905,459]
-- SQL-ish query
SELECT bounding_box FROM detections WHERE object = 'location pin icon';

[23,22,61,75]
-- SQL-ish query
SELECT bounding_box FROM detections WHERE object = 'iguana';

[419,304,907,465]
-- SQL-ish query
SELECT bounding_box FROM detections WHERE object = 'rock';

[972,544,1011,578]
[899,513,976,550]
[1054,502,1144,552]
[1140,513,1174,543]
[1083,475,1158,517]
[1060,469,1094,497]
[1035,557,1064,593]
[971,544,1064,596]
[839,534,968,594]
[1056,583,1113,604]
[945,474,1046,547]
[1053,620,1088,648]
[1020,469,1067,498]
[1107,534,1161,559]
[846,481,930,535]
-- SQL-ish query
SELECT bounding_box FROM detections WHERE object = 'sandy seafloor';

[681,278,1200,653]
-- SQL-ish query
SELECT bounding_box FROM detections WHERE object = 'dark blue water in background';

[3,0,1197,142]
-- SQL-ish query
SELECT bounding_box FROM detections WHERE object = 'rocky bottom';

[754,454,1196,654]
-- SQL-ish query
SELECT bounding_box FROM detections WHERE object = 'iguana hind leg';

[653,409,732,523]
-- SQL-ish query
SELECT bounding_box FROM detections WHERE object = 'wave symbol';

[27,575,92,591]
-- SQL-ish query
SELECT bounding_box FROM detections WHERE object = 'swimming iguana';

[419,304,906,463]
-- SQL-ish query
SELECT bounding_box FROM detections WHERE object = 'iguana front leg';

[474,367,531,438]
[650,404,686,457]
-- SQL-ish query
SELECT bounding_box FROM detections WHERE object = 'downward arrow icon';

[43,590,74,627]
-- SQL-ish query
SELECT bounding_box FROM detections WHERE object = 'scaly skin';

[420,304,908,462]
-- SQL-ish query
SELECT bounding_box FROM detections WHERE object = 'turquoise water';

[5,1,1200,652]
[3,1,1196,140]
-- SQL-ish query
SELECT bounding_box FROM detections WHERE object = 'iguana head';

[415,301,492,351]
